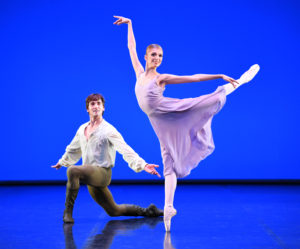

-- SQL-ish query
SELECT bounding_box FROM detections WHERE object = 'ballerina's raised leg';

[223,64,260,95]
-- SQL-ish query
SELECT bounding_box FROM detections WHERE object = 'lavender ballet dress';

[135,76,226,178]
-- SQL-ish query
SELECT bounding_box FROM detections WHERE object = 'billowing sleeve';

[58,130,82,167]
[108,129,146,173]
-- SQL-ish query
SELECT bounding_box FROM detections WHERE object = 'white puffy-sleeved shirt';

[58,119,146,172]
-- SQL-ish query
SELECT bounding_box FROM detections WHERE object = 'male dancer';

[51,93,162,223]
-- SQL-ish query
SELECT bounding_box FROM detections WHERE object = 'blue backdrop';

[1,0,299,181]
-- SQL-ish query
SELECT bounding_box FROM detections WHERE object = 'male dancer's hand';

[144,164,161,178]
[51,162,62,170]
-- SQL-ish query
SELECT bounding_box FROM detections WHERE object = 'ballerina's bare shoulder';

[137,73,162,87]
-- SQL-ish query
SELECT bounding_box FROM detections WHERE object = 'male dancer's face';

[87,99,105,118]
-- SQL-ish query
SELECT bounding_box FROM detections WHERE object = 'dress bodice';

[135,76,164,115]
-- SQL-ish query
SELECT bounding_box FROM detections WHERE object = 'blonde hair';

[146,44,163,54]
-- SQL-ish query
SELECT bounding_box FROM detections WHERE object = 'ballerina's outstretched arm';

[113,16,144,79]
[157,73,239,88]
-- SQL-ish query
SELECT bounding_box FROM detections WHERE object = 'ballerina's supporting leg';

[165,172,177,207]
[223,64,260,95]
[164,172,178,232]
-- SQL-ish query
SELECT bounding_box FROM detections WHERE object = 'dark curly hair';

[85,93,105,111]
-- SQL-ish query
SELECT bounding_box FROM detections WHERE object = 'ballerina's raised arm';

[113,16,144,79]
[113,16,240,88]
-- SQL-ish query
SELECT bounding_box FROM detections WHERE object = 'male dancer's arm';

[51,130,82,169]
[108,129,161,177]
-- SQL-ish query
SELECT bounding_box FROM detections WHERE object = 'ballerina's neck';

[138,72,159,86]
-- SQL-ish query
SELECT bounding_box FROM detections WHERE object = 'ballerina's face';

[145,47,163,68]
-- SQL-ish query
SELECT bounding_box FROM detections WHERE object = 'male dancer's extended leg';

[87,185,163,217]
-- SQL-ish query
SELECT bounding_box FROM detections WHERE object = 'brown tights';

[66,165,146,216]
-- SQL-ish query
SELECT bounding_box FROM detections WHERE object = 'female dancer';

[113,16,260,232]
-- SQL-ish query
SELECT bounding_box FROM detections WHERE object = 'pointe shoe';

[238,64,260,84]
[164,205,177,232]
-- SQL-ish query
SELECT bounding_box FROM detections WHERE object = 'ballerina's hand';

[113,16,131,25]
[222,74,239,88]
[144,164,161,178]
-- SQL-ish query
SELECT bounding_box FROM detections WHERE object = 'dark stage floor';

[0,184,299,249]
